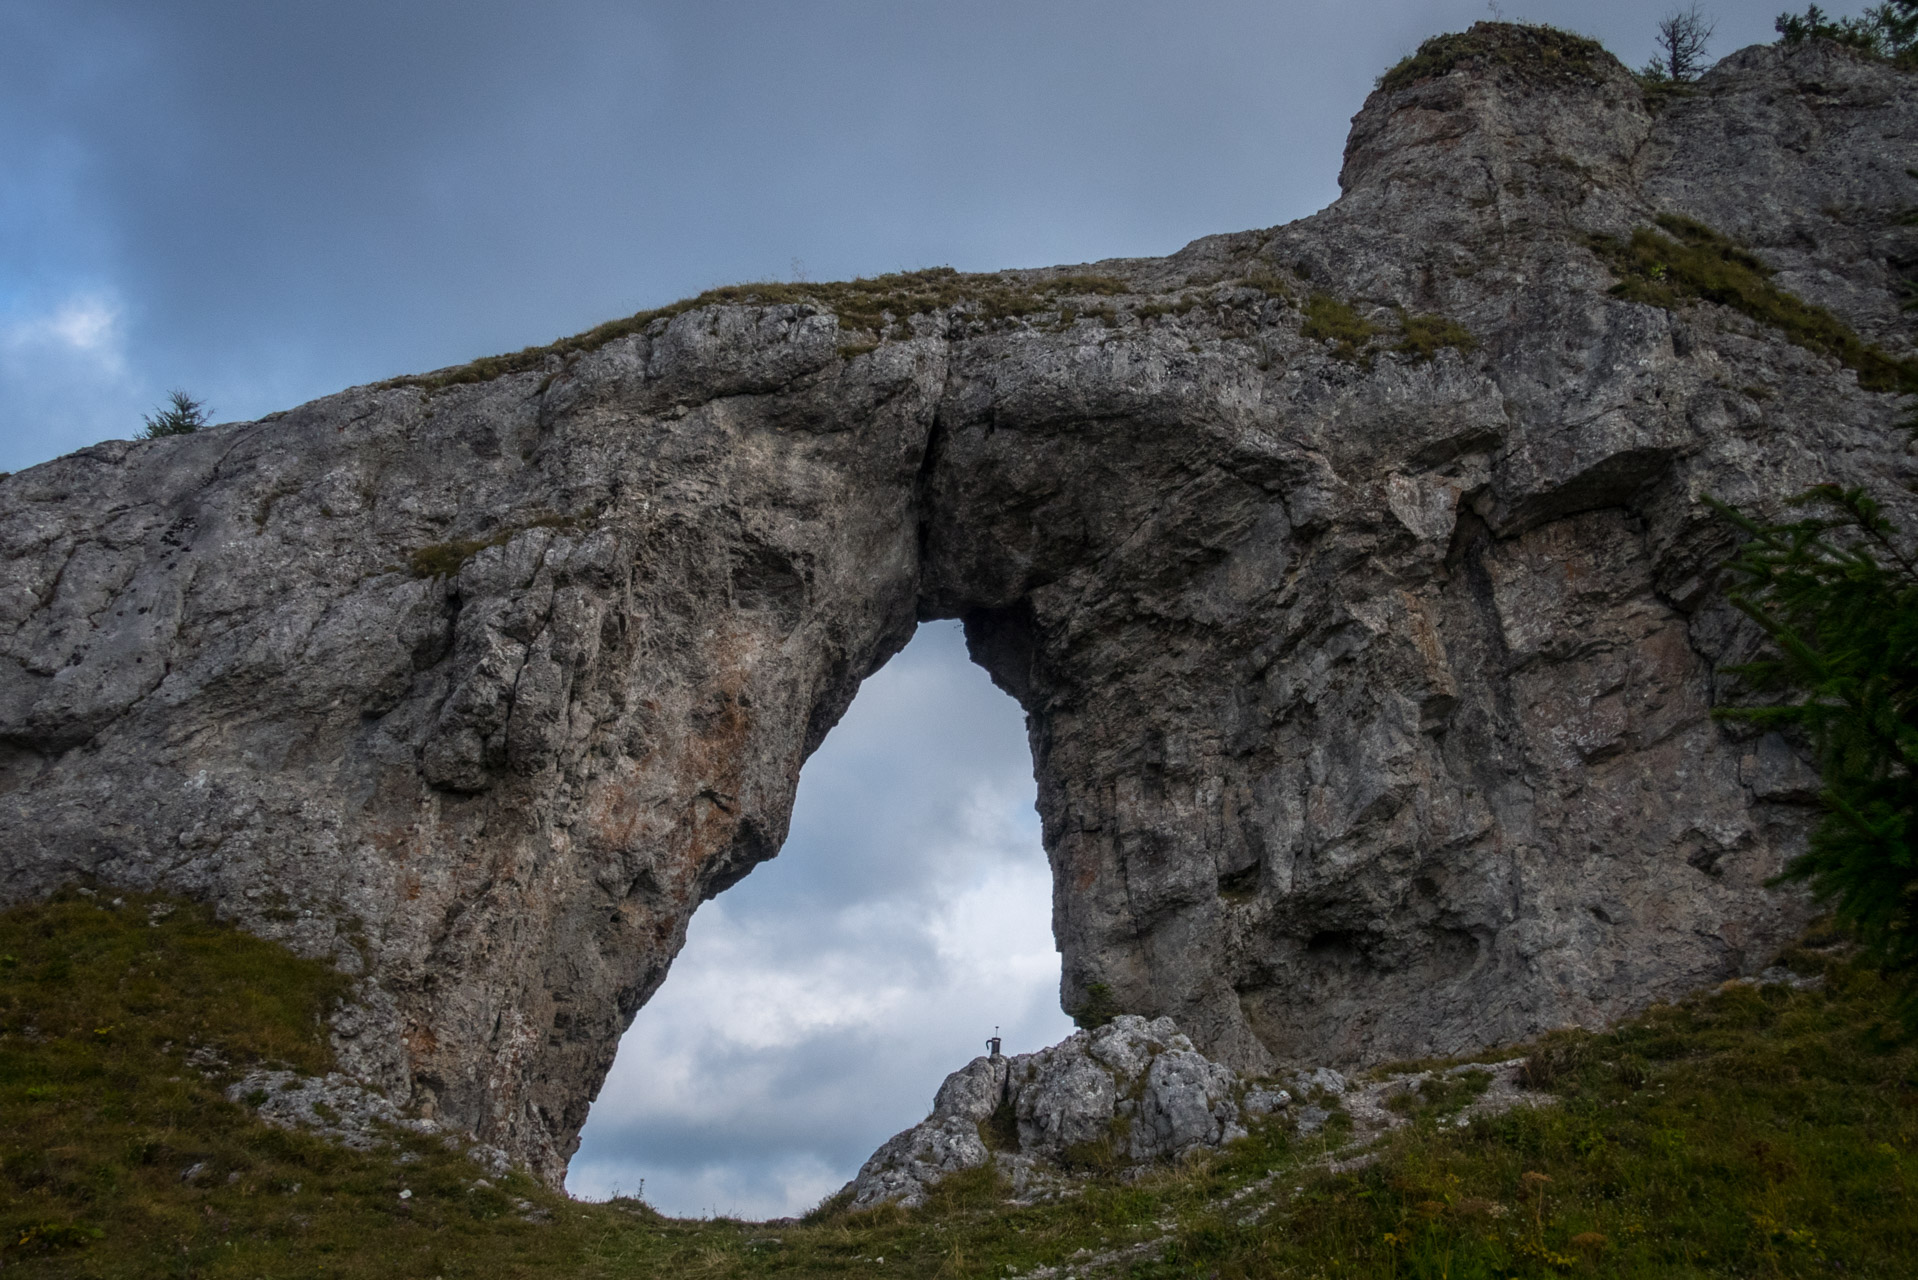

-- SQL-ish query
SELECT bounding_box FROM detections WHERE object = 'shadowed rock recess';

[3,28,1914,1187]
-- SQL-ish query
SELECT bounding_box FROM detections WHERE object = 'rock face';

[2,29,1914,1185]
[844,1016,1262,1210]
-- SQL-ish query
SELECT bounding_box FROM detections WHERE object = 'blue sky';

[0,0,1831,1220]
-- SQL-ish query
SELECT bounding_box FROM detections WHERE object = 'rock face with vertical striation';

[2,28,1914,1185]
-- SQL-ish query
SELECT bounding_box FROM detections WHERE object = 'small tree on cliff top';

[1713,486,1918,1029]
[140,390,208,439]
[1644,3,1718,81]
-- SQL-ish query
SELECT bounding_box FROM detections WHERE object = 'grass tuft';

[1301,293,1380,362]
[1396,309,1479,361]
[407,511,595,579]
[1591,213,1918,393]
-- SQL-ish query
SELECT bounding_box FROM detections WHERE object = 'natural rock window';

[563,622,1073,1218]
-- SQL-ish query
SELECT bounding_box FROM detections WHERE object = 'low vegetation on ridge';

[5,891,1918,1277]
[379,269,1133,393]
[1376,23,1612,95]
[1591,213,1918,394]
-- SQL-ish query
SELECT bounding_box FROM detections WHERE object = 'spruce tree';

[141,391,208,439]
[1714,485,1918,1027]
[1776,1,1918,64]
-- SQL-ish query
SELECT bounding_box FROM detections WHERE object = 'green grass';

[1395,310,1478,362]
[0,891,643,1279]
[1298,297,1475,366]
[381,269,1132,393]
[1377,22,1613,95]
[1592,214,1918,394]
[406,511,595,578]
[6,893,1917,1277]
[1231,267,1294,302]
[1300,293,1380,363]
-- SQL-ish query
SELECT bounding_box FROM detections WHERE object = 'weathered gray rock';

[844,1017,1550,1210]
[841,1114,999,1211]
[845,1015,1257,1209]
[223,1065,515,1174]
[3,28,1914,1185]
[1294,1107,1332,1138]
[1134,1044,1245,1158]
[226,1069,434,1149]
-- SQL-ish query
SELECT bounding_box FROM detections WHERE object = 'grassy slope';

[3,894,1915,1278]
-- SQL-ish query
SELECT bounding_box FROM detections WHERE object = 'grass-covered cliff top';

[5,891,1918,1277]
[1376,22,1619,95]
[379,268,1138,393]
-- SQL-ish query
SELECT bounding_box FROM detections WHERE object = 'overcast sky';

[566,620,1072,1218]
[2,0,1831,1221]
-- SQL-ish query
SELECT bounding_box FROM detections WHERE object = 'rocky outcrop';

[3,28,1914,1185]
[841,1015,1561,1211]
[843,1015,1274,1209]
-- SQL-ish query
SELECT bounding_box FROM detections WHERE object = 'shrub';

[1070,981,1121,1030]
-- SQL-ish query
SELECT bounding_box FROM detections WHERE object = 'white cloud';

[5,292,125,364]
[0,290,143,469]
[928,857,1059,982]
[566,621,1076,1220]
[41,296,122,359]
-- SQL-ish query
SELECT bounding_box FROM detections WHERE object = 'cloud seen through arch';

[565,620,1074,1220]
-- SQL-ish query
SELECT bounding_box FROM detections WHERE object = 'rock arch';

[3,30,1912,1185]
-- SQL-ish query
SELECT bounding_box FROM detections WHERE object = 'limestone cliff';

[3,27,1914,1186]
